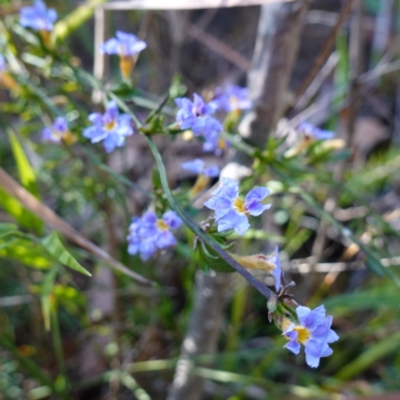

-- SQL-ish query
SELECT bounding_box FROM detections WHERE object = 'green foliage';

[1,3,400,399]
[41,232,91,277]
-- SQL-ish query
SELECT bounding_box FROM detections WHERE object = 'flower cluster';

[83,100,133,152]
[42,117,70,143]
[212,84,252,113]
[282,305,339,368]
[175,94,227,155]
[20,0,57,32]
[8,10,340,368]
[127,211,183,261]
[204,178,270,235]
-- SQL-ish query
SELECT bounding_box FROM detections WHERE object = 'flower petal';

[285,339,301,355]
[217,210,250,235]
[163,211,182,230]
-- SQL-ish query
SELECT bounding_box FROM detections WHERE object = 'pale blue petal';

[101,38,120,54]
[140,240,157,261]
[218,210,249,235]
[320,344,333,358]
[157,231,177,249]
[296,306,312,322]
[246,202,271,217]
[285,339,301,355]
[128,243,140,255]
[83,127,107,142]
[327,329,339,343]
[299,305,326,330]
[141,211,157,226]
[53,117,68,133]
[305,339,324,368]
[212,178,238,200]
[163,211,182,230]
[203,166,220,177]
[203,196,219,211]
[245,187,270,203]
[182,159,204,174]
[305,351,320,368]
[103,134,123,152]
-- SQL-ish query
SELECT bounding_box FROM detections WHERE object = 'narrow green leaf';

[0,238,50,269]
[335,330,400,380]
[41,232,92,277]
[41,265,59,331]
[7,129,43,234]
[324,286,400,313]
[0,238,18,251]
[0,222,18,239]
[8,129,40,198]
[0,187,41,232]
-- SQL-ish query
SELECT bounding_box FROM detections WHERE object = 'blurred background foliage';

[1,0,400,399]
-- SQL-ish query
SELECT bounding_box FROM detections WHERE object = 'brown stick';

[187,23,252,72]
[0,167,155,285]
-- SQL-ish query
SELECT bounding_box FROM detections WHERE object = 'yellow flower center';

[293,325,310,345]
[104,120,116,131]
[156,219,169,231]
[229,95,239,110]
[52,129,64,140]
[233,197,247,214]
[218,138,227,150]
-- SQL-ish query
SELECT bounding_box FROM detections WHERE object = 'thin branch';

[99,0,296,10]
[186,23,252,71]
[290,0,355,112]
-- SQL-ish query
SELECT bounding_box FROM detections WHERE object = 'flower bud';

[119,55,136,80]
[267,294,278,312]
[191,174,210,197]
[230,253,275,272]
[280,316,293,333]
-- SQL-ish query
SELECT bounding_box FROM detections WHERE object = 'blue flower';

[202,127,229,156]
[298,120,335,140]
[20,0,57,32]
[283,305,339,368]
[181,159,219,178]
[83,100,133,152]
[204,178,271,235]
[127,210,182,261]
[100,31,147,56]
[212,84,252,113]
[175,94,217,131]
[42,117,69,143]
[0,54,5,73]
[192,115,223,138]
[175,94,228,154]
[268,246,283,291]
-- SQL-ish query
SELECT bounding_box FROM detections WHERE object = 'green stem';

[51,309,67,378]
